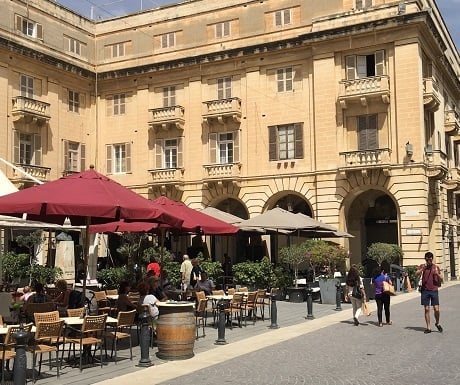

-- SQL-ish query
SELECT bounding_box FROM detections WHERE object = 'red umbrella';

[89,219,161,234]
[0,167,183,295]
[150,196,239,235]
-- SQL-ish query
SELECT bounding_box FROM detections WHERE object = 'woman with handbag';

[371,266,393,327]
[345,265,366,326]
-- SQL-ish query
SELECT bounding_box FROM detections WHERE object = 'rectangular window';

[106,143,131,174]
[358,115,378,150]
[217,77,232,99]
[346,50,385,80]
[113,94,126,115]
[13,130,42,166]
[277,68,293,92]
[15,15,43,39]
[164,139,178,168]
[274,9,291,27]
[209,131,239,164]
[161,32,175,48]
[155,138,183,169]
[163,86,176,107]
[355,0,373,9]
[20,74,34,98]
[218,132,234,164]
[215,21,230,38]
[268,123,303,161]
[63,140,86,172]
[112,42,125,58]
[19,133,32,164]
[68,38,81,55]
[68,90,80,113]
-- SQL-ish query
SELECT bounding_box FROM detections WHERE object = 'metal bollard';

[269,291,279,329]
[137,309,153,367]
[305,285,314,319]
[334,280,342,311]
[214,299,228,345]
[13,323,30,385]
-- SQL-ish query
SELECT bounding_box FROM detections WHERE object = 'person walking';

[345,265,366,326]
[416,251,443,333]
[180,254,193,290]
[371,266,392,327]
[190,258,202,288]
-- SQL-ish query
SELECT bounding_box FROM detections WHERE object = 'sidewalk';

[35,282,459,385]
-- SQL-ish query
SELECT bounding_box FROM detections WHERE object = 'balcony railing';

[423,78,441,112]
[444,110,460,135]
[148,168,185,193]
[12,96,51,123]
[339,148,391,176]
[148,106,185,130]
[12,163,51,182]
[203,163,242,187]
[424,149,448,180]
[444,167,460,190]
[338,76,390,108]
[202,97,242,124]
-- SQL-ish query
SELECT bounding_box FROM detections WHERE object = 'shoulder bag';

[351,283,362,299]
[383,280,396,296]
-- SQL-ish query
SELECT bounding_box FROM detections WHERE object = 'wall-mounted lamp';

[405,141,413,156]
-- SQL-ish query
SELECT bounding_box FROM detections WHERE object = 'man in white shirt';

[180,254,193,289]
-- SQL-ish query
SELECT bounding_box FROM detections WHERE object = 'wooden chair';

[105,289,118,296]
[104,310,136,363]
[66,314,107,372]
[28,320,65,383]
[34,310,60,324]
[24,302,56,323]
[242,291,258,326]
[238,287,248,292]
[4,323,34,345]
[225,293,244,329]
[92,291,112,315]
[195,298,208,339]
[67,307,85,317]
[0,342,15,385]
[256,289,269,321]
[227,288,236,295]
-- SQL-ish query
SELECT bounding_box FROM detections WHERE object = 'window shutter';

[63,36,70,51]
[161,34,168,48]
[224,21,230,36]
[104,45,111,59]
[126,41,132,56]
[284,9,291,25]
[209,133,217,163]
[294,123,303,159]
[34,134,42,166]
[217,79,224,100]
[233,130,240,162]
[106,145,112,173]
[15,15,22,32]
[367,114,378,149]
[358,116,367,150]
[155,139,163,168]
[346,56,356,80]
[275,11,282,26]
[80,42,87,58]
[277,69,284,92]
[62,88,68,105]
[216,23,222,38]
[177,137,183,168]
[106,96,113,116]
[80,143,86,171]
[125,143,131,172]
[63,140,69,170]
[80,93,86,109]
[269,126,278,161]
[13,130,19,163]
[36,24,43,40]
[375,50,385,76]
[356,56,367,78]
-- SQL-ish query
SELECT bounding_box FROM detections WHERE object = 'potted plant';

[279,242,310,302]
[232,256,273,290]
[367,242,403,266]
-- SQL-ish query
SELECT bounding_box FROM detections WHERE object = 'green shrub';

[97,267,131,289]
[28,264,63,285]
[367,242,403,265]
[232,256,273,289]
[161,261,181,288]
[1,252,29,282]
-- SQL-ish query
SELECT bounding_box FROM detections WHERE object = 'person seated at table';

[138,281,160,319]
[53,279,72,314]
[147,276,168,301]
[26,282,47,304]
[117,281,137,311]
[18,285,34,302]
[195,271,215,296]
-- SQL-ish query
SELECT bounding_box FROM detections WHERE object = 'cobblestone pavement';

[29,283,459,385]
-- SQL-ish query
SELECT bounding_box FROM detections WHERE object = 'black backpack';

[68,290,84,309]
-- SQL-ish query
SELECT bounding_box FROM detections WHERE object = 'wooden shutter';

[284,9,291,25]
[224,21,230,36]
[217,79,224,100]
[63,36,70,52]
[13,130,20,163]
[209,133,217,163]
[80,93,86,109]
[358,116,367,150]
[36,23,43,40]
[356,56,367,78]
[106,145,112,173]
[375,50,385,76]
[63,140,69,170]
[277,69,284,92]
[62,88,68,106]
[294,123,303,159]
[268,126,278,161]
[33,134,42,166]
[346,56,356,80]
[275,11,282,26]
[367,114,378,149]
[233,130,240,162]
[80,143,86,171]
[177,137,183,168]
[15,15,23,32]
[125,143,131,172]
[104,45,111,59]
[161,34,168,48]
[106,95,113,116]
[216,23,222,38]
[155,139,163,168]
[125,41,132,56]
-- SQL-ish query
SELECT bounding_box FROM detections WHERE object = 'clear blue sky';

[56,0,459,52]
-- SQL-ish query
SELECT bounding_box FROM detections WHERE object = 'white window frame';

[269,123,303,161]
[217,77,232,99]
[161,32,176,49]
[20,74,34,98]
[215,21,230,38]
[113,94,126,115]
[163,86,176,107]
[68,90,80,113]
[278,126,295,160]
[274,9,292,27]
[64,141,85,173]
[346,50,385,80]
[19,133,33,164]
[218,132,234,164]
[355,0,373,10]
[112,42,125,58]
[68,38,81,55]
[13,130,42,166]
[277,68,293,92]
[164,139,178,169]
[108,143,131,174]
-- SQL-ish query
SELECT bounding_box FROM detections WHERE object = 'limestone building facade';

[1,0,459,276]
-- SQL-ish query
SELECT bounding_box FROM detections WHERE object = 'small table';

[60,316,118,326]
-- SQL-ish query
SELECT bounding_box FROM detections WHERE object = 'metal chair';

[242,291,258,326]
[195,298,208,339]
[67,307,85,317]
[224,293,244,329]
[104,309,136,363]
[255,289,269,321]
[0,342,15,385]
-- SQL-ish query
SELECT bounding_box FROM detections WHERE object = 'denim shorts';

[421,289,440,306]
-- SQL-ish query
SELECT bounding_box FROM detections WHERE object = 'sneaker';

[353,317,359,326]
[424,329,431,334]
[435,324,443,333]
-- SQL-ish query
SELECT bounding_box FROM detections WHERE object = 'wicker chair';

[224,293,244,329]
[34,310,59,324]
[24,302,56,323]
[66,308,85,317]
[195,298,208,339]
[0,342,15,385]
[104,310,136,363]
[92,291,112,315]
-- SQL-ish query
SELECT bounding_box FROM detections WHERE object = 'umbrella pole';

[82,217,91,301]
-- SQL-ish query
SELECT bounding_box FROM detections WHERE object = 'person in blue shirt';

[371,266,393,327]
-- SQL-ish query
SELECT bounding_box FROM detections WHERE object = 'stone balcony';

[12,163,51,183]
[445,110,460,135]
[12,96,51,124]
[423,77,441,112]
[203,163,242,188]
[148,106,185,131]
[443,167,460,191]
[338,148,391,177]
[202,97,242,124]
[148,168,184,194]
[337,76,390,108]
[424,148,448,180]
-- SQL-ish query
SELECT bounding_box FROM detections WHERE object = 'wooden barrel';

[156,302,196,360]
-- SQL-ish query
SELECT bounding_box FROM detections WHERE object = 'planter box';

[286,287,306,303]
[318,278,340,305]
